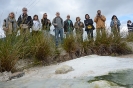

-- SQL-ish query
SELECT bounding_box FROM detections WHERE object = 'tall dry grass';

[26,32,55,65]
[83,30,132,55]
[0,35,24,72]
[0,29,132,72]
[126,32,133,42]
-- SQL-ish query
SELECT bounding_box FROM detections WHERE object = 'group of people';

[2,7,133,46]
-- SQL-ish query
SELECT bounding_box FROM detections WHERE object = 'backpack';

[3,19,6,28]
[4,19,6,23]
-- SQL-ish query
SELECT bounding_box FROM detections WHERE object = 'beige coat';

[94,15,106,29]
[74,21,84,34]
[2,20,13,35]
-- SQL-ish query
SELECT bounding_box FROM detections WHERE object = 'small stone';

[55,65,74,74]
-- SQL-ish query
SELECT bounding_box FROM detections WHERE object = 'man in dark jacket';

[64,15,74,36]
[17,7,33,35]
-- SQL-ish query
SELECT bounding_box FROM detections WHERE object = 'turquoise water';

[88,69,133,88]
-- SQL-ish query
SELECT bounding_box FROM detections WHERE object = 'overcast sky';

[0,0,133,35]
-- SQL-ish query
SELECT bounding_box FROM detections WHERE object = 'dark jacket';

[127,23,133,31]
[64,19,74,32]
[17,14,33,28]
[41,18,51,30]
[84,19,95,31]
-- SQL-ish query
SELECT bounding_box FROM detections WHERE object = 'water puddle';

[88,69,133,88]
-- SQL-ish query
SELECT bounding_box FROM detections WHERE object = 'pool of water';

[88,69,133,88]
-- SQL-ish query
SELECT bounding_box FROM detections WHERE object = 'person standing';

[3,12,17,37]
[94,10,106,37]
[74,17,84,42]
[32,15,41,36]
[84,14,95,39]
[110,15,121,36]
[52,12,64,47]
[17,7,33,36]
[41,13,51,33]
[64,15,74,36]
[127,20,133,33]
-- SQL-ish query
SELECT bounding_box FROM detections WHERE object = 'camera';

[98,13,100,16]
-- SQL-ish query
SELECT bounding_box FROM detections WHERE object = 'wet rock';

[9,72,25,80]
[55,65,74,74]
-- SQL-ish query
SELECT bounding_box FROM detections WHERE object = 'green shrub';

[126,32,133,42]
[82,30,132,56]
[27,32,55,64]
[62,34,77,53]
[0,35,24,72]
[82,39,94,55]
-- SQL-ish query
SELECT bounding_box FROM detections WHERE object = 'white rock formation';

[55,65,74,74]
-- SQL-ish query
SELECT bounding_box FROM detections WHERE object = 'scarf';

[6,17,17,32]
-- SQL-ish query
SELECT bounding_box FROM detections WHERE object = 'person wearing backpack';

[84,14,95,39]
[41,13,51,33]
[17,7,33,36]
[32,15,41,36]
[110,15,121,36]
[64,15,74,36]
[52,12,64,47]
[3,12,17,37]
[74,17,84,42]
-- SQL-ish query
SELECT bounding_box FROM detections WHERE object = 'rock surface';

[9,72,25,80]
[1,55,133,88]
[0,71,25,81]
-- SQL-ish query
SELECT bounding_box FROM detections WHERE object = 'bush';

[0,35,24,72]
[62,34,82,58]
[82,30,132,56]
[82,39,94,55]
[27,32,55,64]
[63,34,77,53]
[126,32,133,42]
